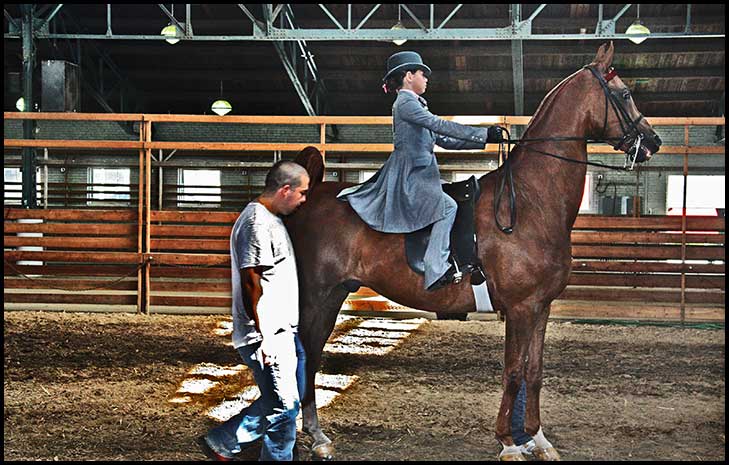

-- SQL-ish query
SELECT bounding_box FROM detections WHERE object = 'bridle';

[586,65,650,168]
[494,65,659,234]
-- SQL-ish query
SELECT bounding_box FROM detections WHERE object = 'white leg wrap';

[499,444,522,458]
[533,427,553,449]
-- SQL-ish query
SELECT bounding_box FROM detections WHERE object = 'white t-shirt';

[230,202,299,349]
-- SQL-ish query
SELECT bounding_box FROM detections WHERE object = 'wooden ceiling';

[3,4,725,117]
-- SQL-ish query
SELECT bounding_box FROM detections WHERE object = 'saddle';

[405,175,486,286]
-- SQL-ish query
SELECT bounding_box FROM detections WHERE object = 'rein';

[493,65,647,234]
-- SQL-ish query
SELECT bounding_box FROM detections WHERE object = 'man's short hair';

[263,161,308,194]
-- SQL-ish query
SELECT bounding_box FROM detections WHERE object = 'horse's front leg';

[301,394,334,460]
[495,302,536,461]
[523,304,560,461]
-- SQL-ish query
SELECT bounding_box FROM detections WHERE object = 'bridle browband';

[494,65,652,234]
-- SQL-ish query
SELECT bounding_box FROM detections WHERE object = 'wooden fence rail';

[4,208,724,320]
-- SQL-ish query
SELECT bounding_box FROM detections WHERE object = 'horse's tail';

[293,146,324,190]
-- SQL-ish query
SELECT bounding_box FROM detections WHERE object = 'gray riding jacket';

[337,89,488,233]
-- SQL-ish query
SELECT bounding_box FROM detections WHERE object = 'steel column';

[21,4,37,208]
[510,4,524,116]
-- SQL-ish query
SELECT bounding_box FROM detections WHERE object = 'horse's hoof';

[499,444,527,461]
[311,441,335,461]
[499,452,527,461]
[533,446,561,461]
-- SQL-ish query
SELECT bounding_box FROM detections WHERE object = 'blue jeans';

[424,194,457,289]
[511,380,532,446]
[205,331,305,461]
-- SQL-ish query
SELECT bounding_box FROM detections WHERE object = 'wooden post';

[144,118,153,315]
[680,124,689,324]
[320,123,327,165]
[137,116,145,314]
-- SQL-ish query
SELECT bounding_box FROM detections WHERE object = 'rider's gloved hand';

[487,126,505,143]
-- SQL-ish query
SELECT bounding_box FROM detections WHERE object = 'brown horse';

[285,42,661,461]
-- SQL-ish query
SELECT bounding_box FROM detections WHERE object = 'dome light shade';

[16,97,25,111]
[161,24,180,44]
[390,21,407,46]
[626,20,650,44]
[211,99,232,116]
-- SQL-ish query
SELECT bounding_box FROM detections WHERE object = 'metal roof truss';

[4,3,724,41]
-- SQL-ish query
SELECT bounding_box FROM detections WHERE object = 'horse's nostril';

[654,134,662,146]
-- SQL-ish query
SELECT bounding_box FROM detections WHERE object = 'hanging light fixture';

[161,4,181,45]
[391,4,407,46]
[15,97,25,111]
[211,81,232,116]
[625,4,650,44]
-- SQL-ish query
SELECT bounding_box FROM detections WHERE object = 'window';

[453,172,486,182]
[4,167,22,205]
[666,175,725,216]
[178,169,221,208]
[579,173,593,213]
[88,168,131,206]
[360,170,377,183]
[4,167,41,206]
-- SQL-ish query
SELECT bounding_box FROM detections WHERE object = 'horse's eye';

[622,90,631,100]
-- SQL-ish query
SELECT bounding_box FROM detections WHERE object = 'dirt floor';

[3,310,725,461]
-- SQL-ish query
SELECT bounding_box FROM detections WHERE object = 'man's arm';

[241,266,265,331]
[241,265,278,366]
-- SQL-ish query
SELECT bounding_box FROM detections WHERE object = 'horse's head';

[587,42,662,164]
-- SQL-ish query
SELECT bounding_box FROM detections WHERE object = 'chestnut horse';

[285,42,661,461]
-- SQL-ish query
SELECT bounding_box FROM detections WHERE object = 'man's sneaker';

[196,435,235,461]
[517,439,537,456]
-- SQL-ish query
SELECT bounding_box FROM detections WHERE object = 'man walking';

[199,161,310,461]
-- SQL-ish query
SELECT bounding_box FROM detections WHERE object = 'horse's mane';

[523,68,584,136]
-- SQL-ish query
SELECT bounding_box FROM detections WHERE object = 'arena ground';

[3,310,725,461]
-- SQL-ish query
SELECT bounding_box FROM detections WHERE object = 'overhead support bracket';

[34,4,64,34]
[264,4,327,116]
[596,4,632,36]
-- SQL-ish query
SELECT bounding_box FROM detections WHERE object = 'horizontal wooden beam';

[571,231,725,245]
[572,244,724,260]
[558,287,724,304]
[5,112,724,126]
[4,237,136,250]
[4,293,138,305]
[549,301,724,322]
[571,260,723,274]
[574,215,725,231]
[4,277,138,291]
[4,139,723,156]
[4,251,140,264]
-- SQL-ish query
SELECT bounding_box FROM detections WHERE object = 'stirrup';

[450,257,463,284]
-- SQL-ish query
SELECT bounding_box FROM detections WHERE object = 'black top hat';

[382,51,432,82]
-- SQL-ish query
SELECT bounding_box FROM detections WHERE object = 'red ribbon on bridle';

[604,67,618,82]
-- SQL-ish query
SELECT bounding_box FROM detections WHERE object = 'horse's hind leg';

[523,305,560,461]
[298,284,350,460]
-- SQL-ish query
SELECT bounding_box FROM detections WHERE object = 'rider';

[337,51,504,291]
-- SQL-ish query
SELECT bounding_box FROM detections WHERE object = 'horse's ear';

[293,146,324,189]
[592,41,615,72]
